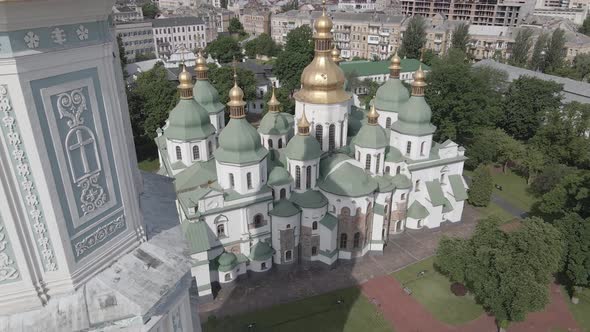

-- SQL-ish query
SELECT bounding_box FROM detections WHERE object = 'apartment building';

[113,5,143,23]
[152,16,207,59]
[533,6,588,24]
[116,21,156,62]
[241,7,272,36]
[401,0,535,27]
[467,25,514,61]
[337,0,378,12]
[157,0,193,11]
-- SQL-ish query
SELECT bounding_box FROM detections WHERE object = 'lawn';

[138,158,160,172]
[563,287,590,332]
[202,287,392,332]
[488,167,536,212]
[473,202,515,223]
[392,257,484,325]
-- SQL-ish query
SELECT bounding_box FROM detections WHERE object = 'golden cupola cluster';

[195,50,208,80]
[293,0,350,105]
[331,44,342,64]
[389,51,401,79]
[411,65,427,97]
[227,66,246,119]
[177,64,193,99]
[367,103,379,125]
[297,110,311,135]
[268,86,281,112]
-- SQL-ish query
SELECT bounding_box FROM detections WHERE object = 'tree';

[117,34,127,76]
[530,33,549,72]
[425,49,507,143]
[573,53,590,81]
[280,0,299,12]
[496,131,524,173]
[500,76,563,140]
[228,17,244,35]
[435,237,470,283]
[261,86,295,114]
[274,25,314,93]
[451,22,470,53]
[142,3,159,19]
[580,16,590,36]
[530,163,575,196]
[399,16,426,59]
[466,128,499,169]
[208,64,257,107]
[538,169,590,220]
[244,33,280,58]
[556,213,590,294]
[421,49,436,66]
[468,165,493,207]
[135,52,156,62]
[520,146,546,185]
[545,28,566,72]
[510,28,534,67]
[205,36,242,63]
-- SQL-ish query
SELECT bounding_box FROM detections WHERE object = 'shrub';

[450,282,467,296]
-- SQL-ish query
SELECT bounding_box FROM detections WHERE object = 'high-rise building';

[0,0,195,330]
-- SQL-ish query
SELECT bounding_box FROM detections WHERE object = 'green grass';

[563,287,590,331]
[392,257,484,325]
[138,159,160,172]
[473,202,516,223]
[488,168,536,212]
[202,287,393,332]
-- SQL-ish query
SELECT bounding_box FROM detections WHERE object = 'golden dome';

[295,56,350,104]
[331,45,341,63]
[177,65,193,99]
[314,1,332,39]
[411,64,427,96]
[195,50,208,80]
[297,110,311,135]
[228,70,246,107]
[367,101,379,125]
[268,86,280,112]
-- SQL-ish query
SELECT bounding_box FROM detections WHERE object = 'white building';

[338,0,378,12]
[156,8,468,301]
[0,0,196,331]
[157,0,194,11]
[152,16,207,59]
[115,21,156,62]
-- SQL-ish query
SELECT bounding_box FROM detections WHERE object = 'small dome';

[296,56,349,104]
[331,45,341,63]
[215,118,268,164]
[319,162,378,197]
[314,14,333,38]
[193,80,224,114]
[414,66,426,82]
[258,111,291,136]
[195,51,207,67]
[354,121,388,149]
[178,66,192,87]
[268,166,292,186]
[391,52,401,67]
[164,99,215,140]
[228,83,245,106]
[285,134,322,161]
[248,241,275,261]
[391,97,436,136]
[218,252,237,266]
[374,78,410,113]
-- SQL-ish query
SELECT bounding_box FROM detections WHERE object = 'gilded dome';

[331,45,341,63]
[314,14,333,38]
[228,82,245,108]
[177,65,192,90]
[295,55,349,104]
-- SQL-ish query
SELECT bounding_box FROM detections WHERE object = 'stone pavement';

[196,205,480,322]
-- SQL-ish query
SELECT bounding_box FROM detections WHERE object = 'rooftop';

[151,16,205,27]
[340,59,430,77]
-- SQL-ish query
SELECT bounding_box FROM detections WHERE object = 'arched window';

[396,166,401,174]
[253,214,263,228]
[365,154,371,171]
[192,146,199,160]
[261,262,267,270]
[406,141,412,155]
[229,173,235,188]
[417,219,423,228]
[268,139,273,149]
[285,250,292,261]
[441,173,446,184]
[375,153,381,173]
[315,124,323,148]
[280,188,286,199]
[420,141,425,156]
[286,224,291,229]
[278,138,283,148]
[175,146,182,160]
[208,140,213,157]
[386,117,392,129]
[295,166,301,189]
[306,166,312,189]
[311,246,318,256]
[415,180,420,191]
[340,233,348,249]
[312,221,318,230]
[356,151,360,161]
[328,124,336,150]
[217,224,225,237]
[353,232,361,248]
[225,273,231,281]
[385,166,390,174]
[341,207,350,216]
[247,172,253,189]
[401,193,406,200]
[396,220,403,232]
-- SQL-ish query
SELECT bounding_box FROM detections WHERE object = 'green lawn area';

[202,287,392,332]
[138,158,160,172]
[473,202,515,223]
[488,168,536,212]
[392,257,484,325]
[563,287,590,331]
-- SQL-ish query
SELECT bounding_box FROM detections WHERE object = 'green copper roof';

[319,162,378,197]
[171,160,187,170]
[174,159,217,192]
[375,175,395,192]
[217,252,238,272]
[182,221,213,254]
[374,203,386,215]
[320,153,352,178]
[340,59,430,77]
[449,174,468,201]
[249,241,275,261]
[267,166,292,186]
[354,123,388,149]
[193,80,225,114]
[407,201,430,219]
[215,118,268,164]
[385,146,403,162]
[426,180,446,207]
[269,199,300,217]
[391,96,436,136]
[319,213,338,230]
[285,134,322,161]
[391,173,412,189]
[258,112,292,136]
[290,190,328,208]
[442,198,453,213]
[164,99,216,140]
[375,78,410,113]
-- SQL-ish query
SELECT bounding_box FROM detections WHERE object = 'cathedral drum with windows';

[156,2,469,301]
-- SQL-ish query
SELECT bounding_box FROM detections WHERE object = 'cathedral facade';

[156,8,468,300]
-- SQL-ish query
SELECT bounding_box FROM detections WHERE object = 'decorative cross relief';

[56,88,108,216]
[0,225,19,282]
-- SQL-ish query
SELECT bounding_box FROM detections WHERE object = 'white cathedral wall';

[248,257,273,272]
[376,110,398,130]
[286,158,320,192]
[215,159,267,195]
[209,112,225,133]
[354,145,386,176]
[166,136,215,167]
[322,191,375,217]
[295,101,350,151]
[260,133,288,150]
[271,184,292,201]
[318,219,338,265]
[390,131,433,161]
[301,206,327,230]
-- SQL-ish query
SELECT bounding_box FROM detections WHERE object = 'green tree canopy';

[450,22,470,53]
[261,86,295,115]
[580,16,590,36]
[520,145,546,185]
[207,64,257,106]
[510,28,534,67]
[556,213,590,290]
[500,76,563,140]
[399,16,426,59]
[274,25,314,93]
[530,163,575,196]
[572,53,590,81]
[545,28,566,72]
[537,169,590,220]
[530,33,549,72]
[117,34,127,75]
[244,33,280,58]
[205,35,242,63]
[468,164,493,207]
[496,131,525,173]
[142,3,159,19]
[228,17,244,34]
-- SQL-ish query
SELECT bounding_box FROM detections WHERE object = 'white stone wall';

[354,145,386,176]
[166,136,216,168]
[286,158,320,192]
[390,131,433,161]
[260,133,288,150]
[215,159,268,195]
[376,110,399,129]
[295,101,350,152]
[153,23,207,58]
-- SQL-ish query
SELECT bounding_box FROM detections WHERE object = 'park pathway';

[361,275,581,332]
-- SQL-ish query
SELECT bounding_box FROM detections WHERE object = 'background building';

[152,16,208,59]
[112,5,144,23]
[240,7,272,36]
[116,21,156,62]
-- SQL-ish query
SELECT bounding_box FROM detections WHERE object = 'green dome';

[374,78,410,113]
[249,241,274,261]
[267,166,292,186]
[193,80,224,114]
[391,97,436,136]
[354,124,388,149]
[217,252,238,272]
[258,112,292,136]
[214,118,268,164]
[319,162,378,197]
[285,135,322,161]
[164,99,216,140]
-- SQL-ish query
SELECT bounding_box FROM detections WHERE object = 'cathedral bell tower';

[0,0,145,313]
